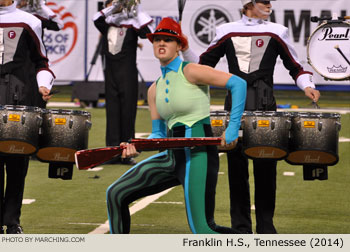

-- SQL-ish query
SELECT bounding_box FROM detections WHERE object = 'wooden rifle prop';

[75,137,222,170]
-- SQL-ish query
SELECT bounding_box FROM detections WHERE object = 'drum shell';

[0,105,42,155]
[37,109,91,163]
[210,110,229,137]
[242,111,291,160]
[286,112,340,166]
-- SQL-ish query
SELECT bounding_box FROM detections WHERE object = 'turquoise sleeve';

[147,119,167,139]
[225,75,247,144]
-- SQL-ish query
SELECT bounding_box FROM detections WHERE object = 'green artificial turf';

[16,88,350,234]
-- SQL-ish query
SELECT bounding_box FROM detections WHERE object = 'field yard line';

[339,137,350,142]
[88,188,174,234]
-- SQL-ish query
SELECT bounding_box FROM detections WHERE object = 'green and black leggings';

[106,118,238,234]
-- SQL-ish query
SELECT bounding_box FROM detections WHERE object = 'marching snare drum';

[241,111,291,160]
[36,109,92,163]
[0,105,42,155]
[307,20,350,80]
[286,112,341,166]
[210,110,230,137]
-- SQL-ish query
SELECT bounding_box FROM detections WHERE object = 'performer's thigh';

[107,151,178,210]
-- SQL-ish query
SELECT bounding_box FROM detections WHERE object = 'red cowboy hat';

[147,17,188,48]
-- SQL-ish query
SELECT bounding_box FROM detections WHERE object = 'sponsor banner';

[44,0,83,81]
[46,0,350,85]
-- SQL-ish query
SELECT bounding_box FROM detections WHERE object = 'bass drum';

[307,20,350,81]
[241,111,291,160]
[36,109,92,163]
[286,112,341,166]
[0,105,42,155]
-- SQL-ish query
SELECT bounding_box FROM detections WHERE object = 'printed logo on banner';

[44,2,78,65]
[190,5,233,47]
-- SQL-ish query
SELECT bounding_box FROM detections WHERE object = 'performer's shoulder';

[12,8,42,28]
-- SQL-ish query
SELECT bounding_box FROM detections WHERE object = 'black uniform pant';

[0,74,32,228]
[0,156,29,226]
[227,142,277,234]
[104,60,138,146]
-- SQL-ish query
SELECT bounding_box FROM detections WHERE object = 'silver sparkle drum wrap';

[241,111,291,160]
[210,110,230,137]
[0,105,42,155]
[37,109,92,163]
[286,112,341,166]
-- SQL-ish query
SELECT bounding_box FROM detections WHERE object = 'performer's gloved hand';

[147,119,167,139]
[223,75,247,145]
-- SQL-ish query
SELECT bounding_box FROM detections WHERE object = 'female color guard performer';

[106,17,247,234]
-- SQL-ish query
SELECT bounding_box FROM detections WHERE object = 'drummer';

[181,0,320,233]
[106,17,247,234]
[0,0,55,234]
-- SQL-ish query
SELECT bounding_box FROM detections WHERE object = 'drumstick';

[48,89,60,95]
[334,45,350,66]
[178,0,187,24]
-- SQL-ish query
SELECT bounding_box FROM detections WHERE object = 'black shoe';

[6,225,24,234]
[120,158,137,165]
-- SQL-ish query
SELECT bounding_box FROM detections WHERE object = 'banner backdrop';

[45,0,350,85]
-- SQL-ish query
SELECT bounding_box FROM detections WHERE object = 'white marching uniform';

[0,2,55,233]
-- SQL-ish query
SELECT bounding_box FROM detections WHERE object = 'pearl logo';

[8,31,16,39]
[256,39,264,47]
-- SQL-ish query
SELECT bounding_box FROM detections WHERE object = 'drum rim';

[42,109,91,116]
[306,21,350,81]
[243,111,291,117]
[290,112,341,118]
[210,110,230,115]
[0,105,42,112]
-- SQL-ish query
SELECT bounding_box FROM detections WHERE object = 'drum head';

[244,146,288,160]
[307,21,350,80]
[286,150,338,166]
[0,140,37,155]
[36,147,76,163]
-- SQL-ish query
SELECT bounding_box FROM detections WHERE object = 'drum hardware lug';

[21,114,26,125]
[2,114,7,123]
[252,119,257,129]
[286,119,292,130]
[335,121,341,131]
[240,119,245,129]
[37,116,43,127]
[69,118,74,128]
[85,120,92,130]
[318,121,323,131]
[297,120,301,131]
[271,120,275,130]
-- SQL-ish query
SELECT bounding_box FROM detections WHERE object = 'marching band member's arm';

[183,64,247,147]
[278,27,320,102]
[39,3,64,30]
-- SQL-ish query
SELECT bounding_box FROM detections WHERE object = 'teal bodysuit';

[106,56,238,234]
